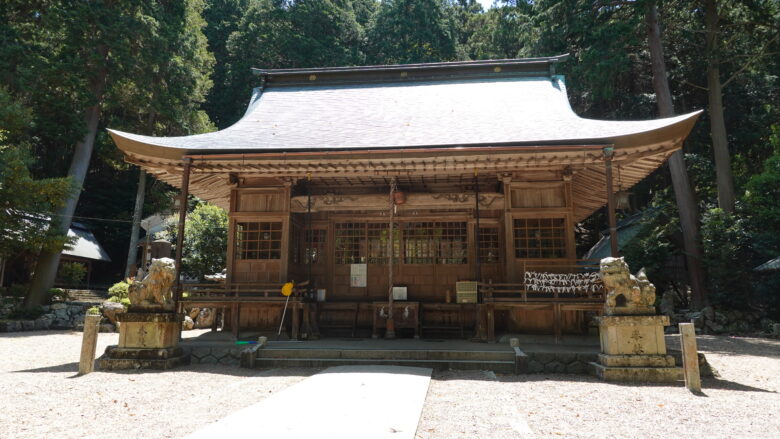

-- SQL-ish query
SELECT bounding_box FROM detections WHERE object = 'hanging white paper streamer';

[523,271,604,295]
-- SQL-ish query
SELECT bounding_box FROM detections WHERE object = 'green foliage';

[87,306,100,316]
[8,306,44,320]
[700,208,754,308]
[182,202,228,280]
[108,280,132,299]
[365,0,462,64]
[466,3,532,59]
[48,287,69,302]
[4,284,29,298]
[0,89,74,258]
[56,262,86,286]
[744,126,780,254]
[220,0,366,126]
[620,192,685,300]
[107,295,132,308]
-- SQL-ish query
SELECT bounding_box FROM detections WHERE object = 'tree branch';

[721,33,779,89]
[679,79,709,91]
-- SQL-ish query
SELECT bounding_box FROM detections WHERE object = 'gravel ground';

[0,330,312,439]
[417,335,780,439]
[1,331,778,439]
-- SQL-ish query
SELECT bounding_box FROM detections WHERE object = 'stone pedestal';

[98,311,190,370]
[590,315,682,382]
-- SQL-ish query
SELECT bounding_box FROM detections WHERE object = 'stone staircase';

[244,346,520,373]
[66,289,109,304]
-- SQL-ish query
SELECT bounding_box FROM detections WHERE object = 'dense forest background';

[1,0,778,312]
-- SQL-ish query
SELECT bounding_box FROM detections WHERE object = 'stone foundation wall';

[0,302,87,332]
[523,352,598,374]
[185,346,242,365]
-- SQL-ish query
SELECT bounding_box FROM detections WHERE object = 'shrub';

[48,287,69,303]
[107,295,131,309]
[108,279,133,299]
[6,283,28,298]
[8,306,44,320]
[700,208,754,308]
[86,306,100,316]
[57,262,86,286]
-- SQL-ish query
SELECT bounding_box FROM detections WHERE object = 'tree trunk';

[24,50,108,309]
[24,102,103,308]
[124,170,146,279]
[124,109,156,279]
[646,0,708,308]
[705,0,736,213]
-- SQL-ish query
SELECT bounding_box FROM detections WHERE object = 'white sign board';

[350,264,367,287]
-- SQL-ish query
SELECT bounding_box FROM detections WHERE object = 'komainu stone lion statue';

[600,257,656,316]
[128,258,176,310]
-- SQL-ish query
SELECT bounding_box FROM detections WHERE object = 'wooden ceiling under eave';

[125,142,678,222]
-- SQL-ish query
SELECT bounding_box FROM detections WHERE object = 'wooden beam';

[290,192,504,212]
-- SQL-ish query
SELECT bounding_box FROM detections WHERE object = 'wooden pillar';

[680,322,702,392]
[173,157,192,312]
[78,314,101,375]
[386,178,396,339]
[603,147,619,257]
[501,175,516,282]
[486,303,496,343]
[291,300,300,340]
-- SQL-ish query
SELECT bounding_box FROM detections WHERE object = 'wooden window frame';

[512,218,566,259]
[403,221,468,265]
[235,221,283,260]
[304,229,327,264]
[478,225,501,264]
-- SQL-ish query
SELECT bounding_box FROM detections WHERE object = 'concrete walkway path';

[183,365,433,439]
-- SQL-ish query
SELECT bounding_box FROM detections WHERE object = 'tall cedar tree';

[365,0,462,64]
[21,1,214,307]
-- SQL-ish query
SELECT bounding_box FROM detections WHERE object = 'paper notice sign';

[350,263,367,287]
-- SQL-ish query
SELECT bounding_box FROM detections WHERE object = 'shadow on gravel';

[491,372,776,394]
[12,362,79,373]
[666,335,780,359]
[701,377,777,393]
[12,361,319,378]
[0,330,80,338]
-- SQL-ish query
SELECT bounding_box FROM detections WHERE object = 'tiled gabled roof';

[108,56,699,160]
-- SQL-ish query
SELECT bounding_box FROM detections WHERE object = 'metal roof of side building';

[62,222,112,262]
[107,55,700,160]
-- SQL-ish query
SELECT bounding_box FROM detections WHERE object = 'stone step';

[253,357,517,373]
[258,348,514,362]
[66,289,109,304]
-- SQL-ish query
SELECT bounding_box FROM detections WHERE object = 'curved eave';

[107,110,701,163]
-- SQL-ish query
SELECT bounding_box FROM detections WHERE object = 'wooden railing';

[180,282,292,303]
[480,259,605,303]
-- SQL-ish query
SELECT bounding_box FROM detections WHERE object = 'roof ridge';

[251,54,569,77]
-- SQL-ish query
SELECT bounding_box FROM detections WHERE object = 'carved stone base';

[590,362,683,382]
[592,314,682,382]
[116,312,183,349]
[97,312,189,370]
[98,346,190,370]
